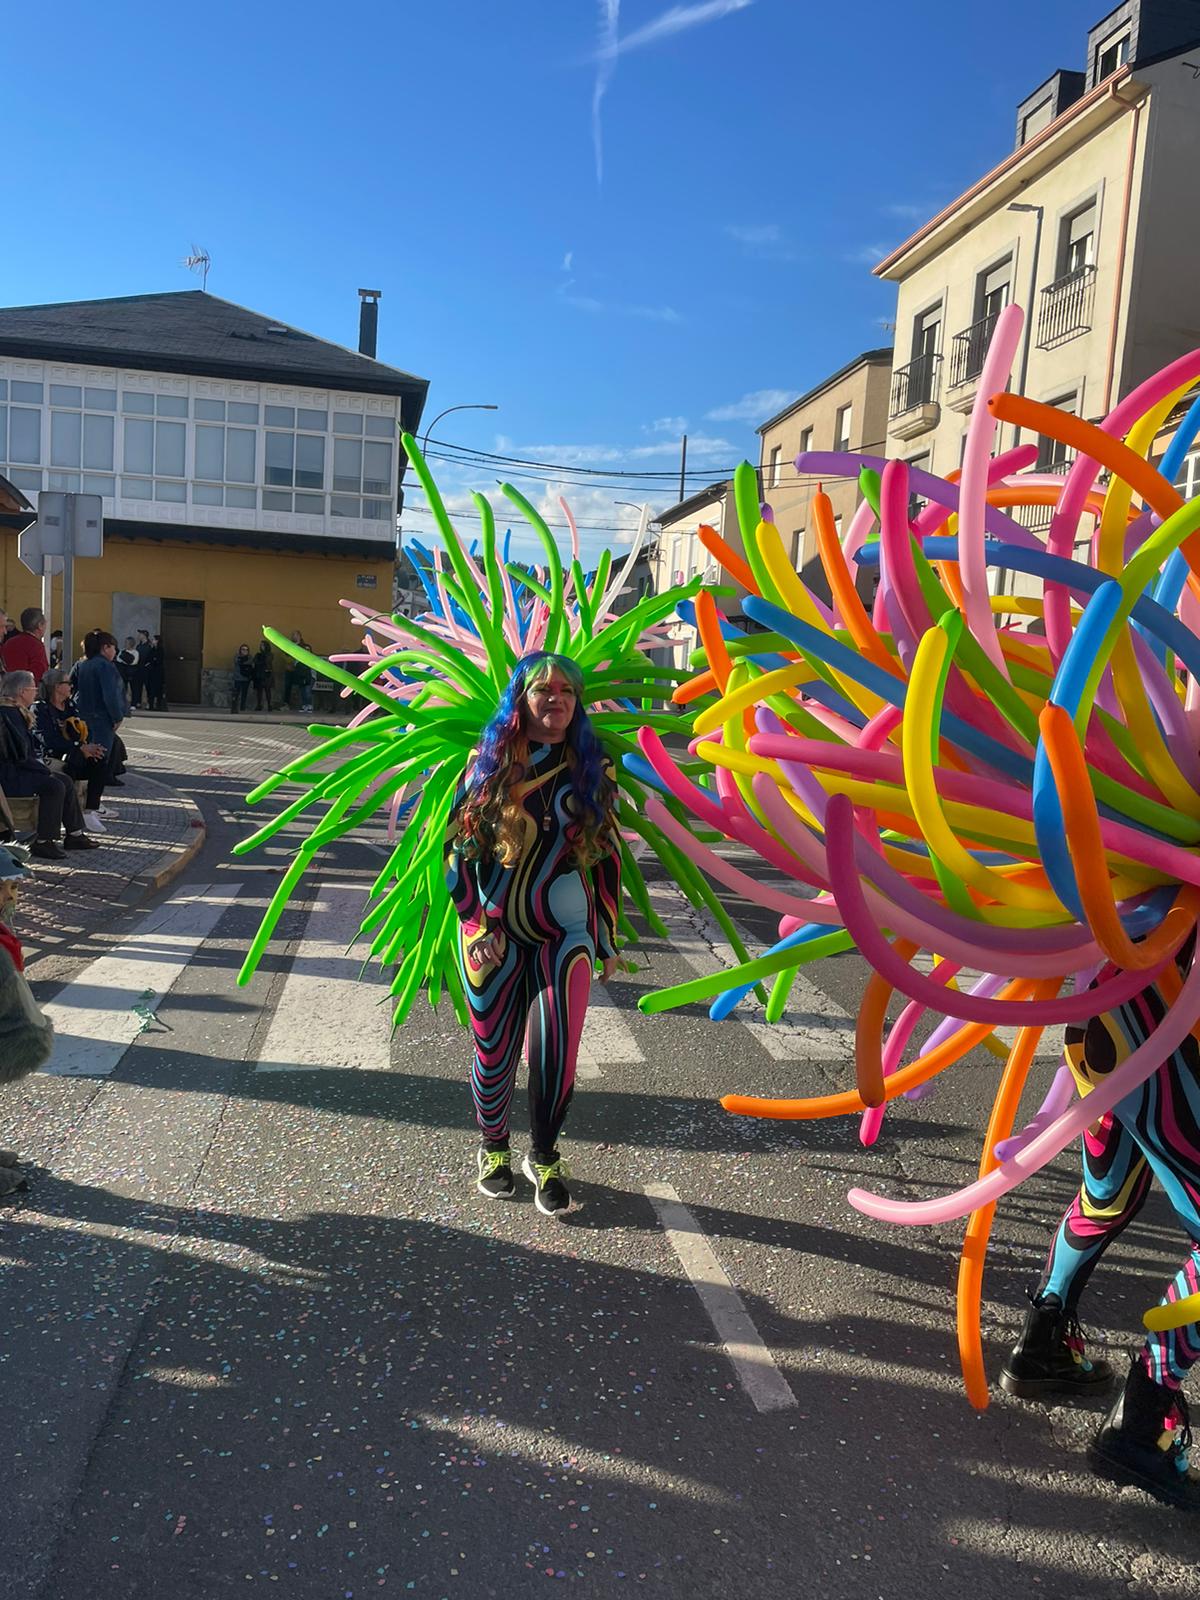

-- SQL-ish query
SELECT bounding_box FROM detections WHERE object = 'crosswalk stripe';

[911,950,1064,1059]
[648,881,855,1061]
[255,881,392,1072]
[41,883,242,1077]
[577,980,644,1078]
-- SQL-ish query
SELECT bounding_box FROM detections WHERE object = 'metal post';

[61,498,75,672]
[40,570,53,649]
[679,434,688,503]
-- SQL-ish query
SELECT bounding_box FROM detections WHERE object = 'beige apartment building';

[756,349,892,587]
[650,480,735,668]
[876,0,1200,549]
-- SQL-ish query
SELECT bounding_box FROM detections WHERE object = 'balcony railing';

[1037,264,1097,349]
[949,310,1000,388]
[890,352,942,418]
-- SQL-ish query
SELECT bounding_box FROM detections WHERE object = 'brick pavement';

[9,773,205,967]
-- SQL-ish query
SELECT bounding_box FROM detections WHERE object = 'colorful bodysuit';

[444,743,621,1157]
[1038,969,1200,1388]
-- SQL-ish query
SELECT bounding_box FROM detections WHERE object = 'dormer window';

[1095,28,1130,82]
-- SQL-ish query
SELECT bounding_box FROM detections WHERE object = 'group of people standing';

[231,633,314,714]
[0,606,128,860]
[116,630,167,711]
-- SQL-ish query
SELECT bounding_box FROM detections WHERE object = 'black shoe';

[64,832,100,850]
[476,1145,516,1199]
[30,839,66,861]
[999,1291,1114,1399]
[522,1152,571,1215]
[1088,1356,1200,1510]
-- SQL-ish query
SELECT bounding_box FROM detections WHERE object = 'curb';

[121,776,208,898]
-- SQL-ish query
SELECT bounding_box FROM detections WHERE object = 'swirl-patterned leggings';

[464,926,594,1158]
[1037,1065,1200,1388]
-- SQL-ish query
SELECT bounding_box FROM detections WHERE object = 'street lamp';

[419,401,499,461]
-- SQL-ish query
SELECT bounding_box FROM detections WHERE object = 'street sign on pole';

[21,493,104,658]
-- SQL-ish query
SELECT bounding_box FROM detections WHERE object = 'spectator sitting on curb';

[0,608,50,683]
[74,630,128,795]
[35,669,112,835]
[0,671,100,860]
[0,843,54,1197]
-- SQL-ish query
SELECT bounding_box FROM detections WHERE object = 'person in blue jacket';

[72,630,127,787]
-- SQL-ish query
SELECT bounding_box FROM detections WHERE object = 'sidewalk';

[131,706,352,726]
[11,773,206,966]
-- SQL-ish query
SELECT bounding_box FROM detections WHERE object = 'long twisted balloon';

[233,437,761,1026]
[634,305,1200,1404]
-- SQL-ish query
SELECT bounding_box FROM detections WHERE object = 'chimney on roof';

[358,288,381,359]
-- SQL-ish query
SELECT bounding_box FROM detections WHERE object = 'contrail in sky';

[591,0,753,185]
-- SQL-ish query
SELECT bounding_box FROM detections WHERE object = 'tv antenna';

[182,245,211,291]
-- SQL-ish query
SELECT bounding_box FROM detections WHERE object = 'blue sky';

[4,0,1110,558]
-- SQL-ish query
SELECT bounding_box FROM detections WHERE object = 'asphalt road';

[2,714,1198,1599]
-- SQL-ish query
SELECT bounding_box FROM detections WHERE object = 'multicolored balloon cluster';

[635,305,1200,1401]
[233,436,755,1025]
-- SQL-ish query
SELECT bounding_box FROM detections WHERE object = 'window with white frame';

[834,403,853,453]
[262,404,329,514]
[121,390,188,501]
[768,444,781,488]
[44,382,118,497]
[1058,202,1097,278]
[0,378,45,495]
[1095,29,1130,83]
[331,412,396,520]
[1021,98,1054,144]
[191,397,259,508]
[1173,451,1200,502]
[1038,392,1077,471]
[799,424,814,456]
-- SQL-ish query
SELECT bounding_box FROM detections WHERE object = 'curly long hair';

[457,653,617,867]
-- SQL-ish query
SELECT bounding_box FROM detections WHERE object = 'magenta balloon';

[824,793,1179,1023]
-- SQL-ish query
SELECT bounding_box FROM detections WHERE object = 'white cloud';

[590,0,753,185]
[705,389,796,423]
[845,243,888,265]
[562,248,574,271]
[882,202,926,221]
[561,290,681,323]
[647,415,688,435]
[725,222,780,246]
[609,0,754,59]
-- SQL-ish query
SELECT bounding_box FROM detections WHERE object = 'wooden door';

[161,599,204,704]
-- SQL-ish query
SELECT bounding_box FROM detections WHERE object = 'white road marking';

[645,1182,797,1413]
[648,881,855,1061]
[41,884,242,1077]
[255,881,392,1071]
[577,980,644,1078]
[125,727,187,742]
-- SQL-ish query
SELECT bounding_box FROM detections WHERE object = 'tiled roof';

[0,291,429,407]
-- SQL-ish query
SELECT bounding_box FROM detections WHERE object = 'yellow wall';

[1,530,392,672]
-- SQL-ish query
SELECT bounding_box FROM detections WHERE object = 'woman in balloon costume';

[444,653,621,1213]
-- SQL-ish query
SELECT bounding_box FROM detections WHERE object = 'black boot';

[1088,1356,1200,1510]
[999,1291,1113,1399]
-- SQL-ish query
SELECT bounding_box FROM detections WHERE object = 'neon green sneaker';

[522,1153,571,1216]
[476,1145,516,1199]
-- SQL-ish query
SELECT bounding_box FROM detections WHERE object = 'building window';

[47,387,116,486]
[1095,30,1130,82]
[1037,392,1077,472]
[906,452,931,518]
[1059,201,1097,277]
[330,418,394,519]
[768,444,781,488]
[834,403,853,453]
[1021,99,1054,144]
[977,258,1012,324]
[893,303,943,413]
[262,410,328,514]
[121,412,186,500]
[799,425,814,456]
